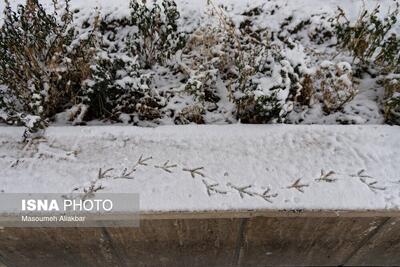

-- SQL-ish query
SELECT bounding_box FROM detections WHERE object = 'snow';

[1,0,398,38]
[0,125,399,212]
[1,0,399,126]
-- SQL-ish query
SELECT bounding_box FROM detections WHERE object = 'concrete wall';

[0,211,399,266]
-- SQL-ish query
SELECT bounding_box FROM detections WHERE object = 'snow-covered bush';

[175,105,205,124]
[235,48,300,123]
[291,61,357,117]
[181,2,302,124]
[79,0,185,123]
[375,33,400,73]
[184,70,220,104]
[0,0,396,127]
[182,26,229,102]
[308,21,334,45]
[128,0,186,68]
[331,4,399,72]
[295,74,315,107]
[384,77,400,124]
[315,61,357,113]
[0,0,96,134]
[82,53,160,121]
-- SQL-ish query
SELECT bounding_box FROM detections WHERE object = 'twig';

[227,183,254,198]
[154,160,177,173]
[315,169,337,183]
[183,167,205,178]
[202,179,227,196]
[287,178,309,193]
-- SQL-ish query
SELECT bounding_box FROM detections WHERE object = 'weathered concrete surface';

[0,228,120,266]
[0,212,399,266]
[107,218,240,267]
[346,217,400,266]
[240,217,387,266]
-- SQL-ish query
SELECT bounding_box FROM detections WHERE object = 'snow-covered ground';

[0,125,399,212]
[2,0,397,24]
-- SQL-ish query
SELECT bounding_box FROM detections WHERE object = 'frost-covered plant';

[78,0,185,123]
[80,7,168,123]
[178,25,237,123]
[182,2,301,124]
[184,71,220,104]
[315,61,357,113]
[0,0,96,134]
[182,26,227,104]
[82,54,160,121]
[295,74,315,106]
[384,77,400,124]
[375,33,400,73]
[235,47,301,123]
[331,3,399,71]
[128,0,186,68]
[175,105,205,124]
[308,20,334,45]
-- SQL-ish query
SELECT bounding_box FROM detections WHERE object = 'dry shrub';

[184,26,236,73]
[182,1,301,124]
[136,97,162,120]
[0,0,97,133]
[128,0,186,68]
[316,62,357,113]
[296,74,315,106]
[175,105,205,124]
[384,78,400,124]
[331,3,399,72]
[236,94,284,124]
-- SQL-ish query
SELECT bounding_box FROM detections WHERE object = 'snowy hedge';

[0,0,399,136]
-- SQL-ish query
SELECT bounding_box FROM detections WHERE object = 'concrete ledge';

[1,125,400,212]
[0,125,399,266]
[0,214,399,266]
